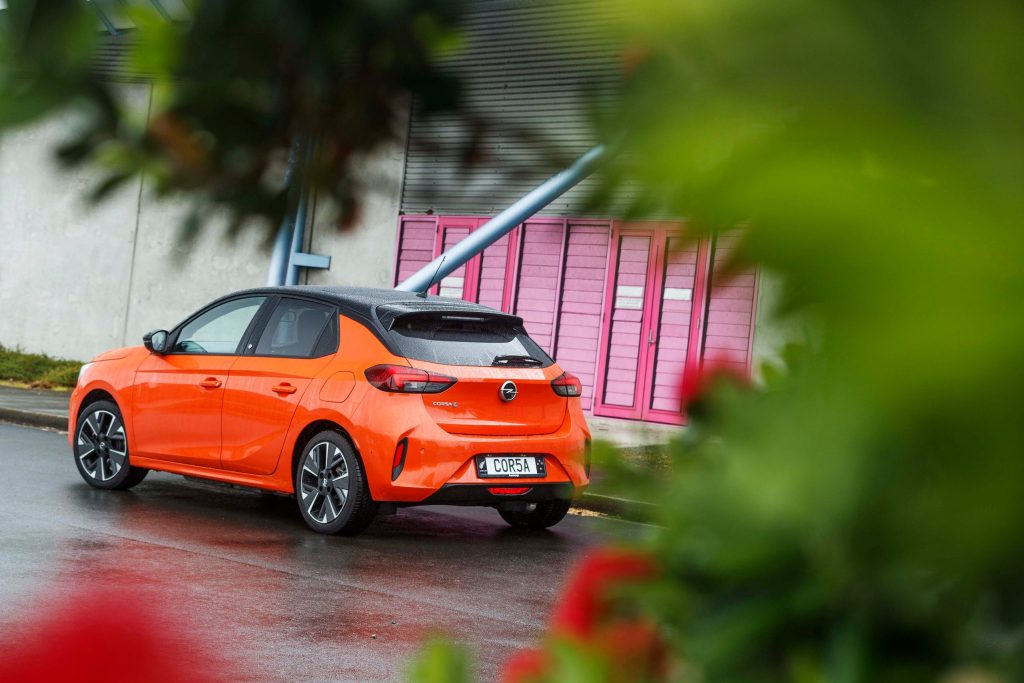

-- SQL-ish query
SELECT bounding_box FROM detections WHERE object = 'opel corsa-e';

[69,287,590,534]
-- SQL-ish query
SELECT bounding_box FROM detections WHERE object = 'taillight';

[551,371,582,397]
[364,364,456,393]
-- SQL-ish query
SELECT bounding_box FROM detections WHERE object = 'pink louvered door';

[553,222,611,410]
[639,234,701,423]
[511,219,567,353]
[593,228,657,418]
[394,216,438,286]
[434,218,477,298]
[701,231,758,376]
[475,226,518,312]
[594,223,708,424]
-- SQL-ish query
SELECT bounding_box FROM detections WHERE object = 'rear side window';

[255,299,336,358]
[387,316,552,367]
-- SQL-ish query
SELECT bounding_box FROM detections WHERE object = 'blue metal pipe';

[285,171,311,286]
[86,0,120,35]
[266,139,304,286]
[396,144,607,293]
[266,215,293,286]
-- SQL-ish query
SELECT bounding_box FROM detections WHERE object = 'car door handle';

[272,383,297,395]
[199,377,222,389]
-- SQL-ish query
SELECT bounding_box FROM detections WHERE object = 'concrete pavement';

[0,384,69,430]
[0,423,644,682]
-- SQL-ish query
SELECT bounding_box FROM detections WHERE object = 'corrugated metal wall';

[400,0,624,216]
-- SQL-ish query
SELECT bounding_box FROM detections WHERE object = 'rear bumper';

[350,394,591,504]
[415,482,576,506]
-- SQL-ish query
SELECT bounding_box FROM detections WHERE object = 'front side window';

[173,297,266,354]
[255,299,336,358]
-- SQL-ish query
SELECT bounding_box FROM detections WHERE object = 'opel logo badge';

[499,381,518,402]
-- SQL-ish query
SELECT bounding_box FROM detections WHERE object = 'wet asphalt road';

[0,423,635,682]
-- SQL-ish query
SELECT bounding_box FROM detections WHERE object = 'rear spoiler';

[375,303,524,331]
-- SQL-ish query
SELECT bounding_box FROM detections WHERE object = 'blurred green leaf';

[583,0,1024,680]
[407,636,473,683]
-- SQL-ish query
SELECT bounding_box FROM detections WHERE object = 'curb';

[575,491,656,520]
[0,408,67,431]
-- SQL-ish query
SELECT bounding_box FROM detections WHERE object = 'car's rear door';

[220,297,338,475]
[132,296,269,467]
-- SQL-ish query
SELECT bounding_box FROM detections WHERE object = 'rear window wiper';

[492,355,543,367]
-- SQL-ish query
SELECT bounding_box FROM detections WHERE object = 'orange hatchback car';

[69,286,590,534]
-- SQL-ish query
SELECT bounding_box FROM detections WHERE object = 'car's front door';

[132,296,268,467]
[220,297,338,475]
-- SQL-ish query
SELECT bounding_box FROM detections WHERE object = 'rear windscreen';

[387,316,553,367]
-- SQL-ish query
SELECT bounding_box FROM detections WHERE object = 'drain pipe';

[267,138,332,286]
[266,139,304,287]
[285,161,311,286]
[396,144,607,293]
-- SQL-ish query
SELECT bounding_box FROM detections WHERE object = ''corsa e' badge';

[432,401,459,408]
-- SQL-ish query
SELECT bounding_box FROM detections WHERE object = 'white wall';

[0,85,409,361]
[305,101,410,289]
[0,85,149,360]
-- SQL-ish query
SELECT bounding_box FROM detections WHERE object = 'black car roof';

[173,285,527,359]
[226,285,509,320]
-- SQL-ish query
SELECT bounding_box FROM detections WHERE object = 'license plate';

[475,455,546,479]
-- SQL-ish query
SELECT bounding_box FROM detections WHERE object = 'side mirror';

[143,329,169,354]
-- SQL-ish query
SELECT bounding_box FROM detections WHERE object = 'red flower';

[501,548,666,682]
[501,648,548,683]
[0,591,224,683]
[552,548,658,639]
[680,360,748,410]
[594,621,669,682]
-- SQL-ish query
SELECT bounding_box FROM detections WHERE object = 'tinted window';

[255,299,335,358]
[387,316,552,367]
[174,297,266,354]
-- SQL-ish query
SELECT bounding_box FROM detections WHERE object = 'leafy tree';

[0,0,468,238]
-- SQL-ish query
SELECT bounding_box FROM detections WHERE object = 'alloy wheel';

[299,441,350,524]
[77,409,127,482]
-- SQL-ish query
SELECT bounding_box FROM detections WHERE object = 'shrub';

[0,344,82,389]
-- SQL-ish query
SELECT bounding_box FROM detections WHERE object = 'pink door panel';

[394,216,438,286]
[641,235,699,422]
[702,232,757,377]
[475,228,516,312]
[436,218,476,299]
[512,219,566,353]
[594,231,655,416]
[553,221,611,410]
[594,222,713,424]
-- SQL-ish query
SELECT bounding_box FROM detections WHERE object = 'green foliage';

[406,636,473,683]
[0,344,81,388]
[411,0,1024,680]
[590,0,1024,680]
[0,0,469,239]
[38,363,82,388]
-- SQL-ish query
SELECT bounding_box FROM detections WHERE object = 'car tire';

[73,399,149,491]
[294,430,376,535]
[498,499,572,529]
